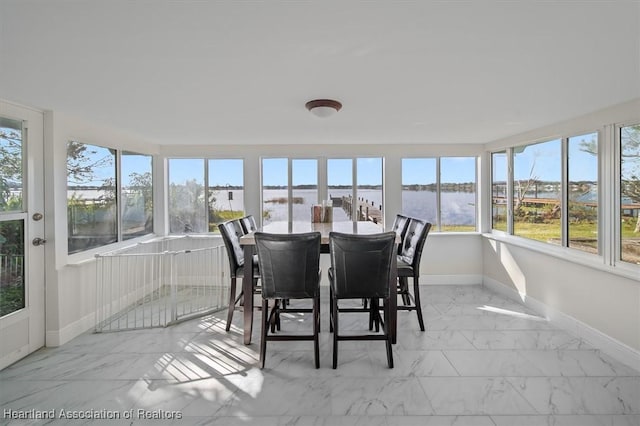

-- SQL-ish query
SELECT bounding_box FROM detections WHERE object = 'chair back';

[218,220,246,276]
[240,215,258,234]
[329,231,396,299]
[255,232,321,299]
[391,214,410,253]
[398,218,432,270]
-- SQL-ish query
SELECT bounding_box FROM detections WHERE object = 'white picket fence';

[94,235,229,332]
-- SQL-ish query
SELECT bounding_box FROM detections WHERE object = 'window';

[168,159,205,233]
[67,142,117,253]
[327,159,353,222]
[208,159,244,231]
[168,158,246,233]
[513,139,561,244]
[440,157,476,231]
[491,151,508,232]
[402,157,476,231]
[262,158,289,225]
[492,133,603,255]
[567,133,598,254]
[67,142,154,253]
[121,151,153,240]
[620,124,640,264]
[401,158,437,224]
[328,158,383,223]
[357,158,383,224]
[261,158,319,224]
[292,159,318,222]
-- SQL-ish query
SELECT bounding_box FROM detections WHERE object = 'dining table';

[239,220,399,345]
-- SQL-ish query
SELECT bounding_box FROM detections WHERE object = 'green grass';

[208,210,245,232]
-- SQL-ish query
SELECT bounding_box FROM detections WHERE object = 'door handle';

[32,237,47,246]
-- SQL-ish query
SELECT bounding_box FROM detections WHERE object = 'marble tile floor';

[1,284,638,425]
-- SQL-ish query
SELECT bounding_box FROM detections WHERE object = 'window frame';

[488,127,640,275]
[66,141,154,254]
[401,156,478,232]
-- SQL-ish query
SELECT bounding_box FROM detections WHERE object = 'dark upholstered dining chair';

[218,219,260,332]
[239,215,257,234]
[254,232,322,369]
[391,214,411,254]
[397,218,432,331]
[328,231,396,369]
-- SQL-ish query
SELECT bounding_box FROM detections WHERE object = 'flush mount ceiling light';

[305,99,342,118]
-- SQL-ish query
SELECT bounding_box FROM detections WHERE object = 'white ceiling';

[1,1,639,146]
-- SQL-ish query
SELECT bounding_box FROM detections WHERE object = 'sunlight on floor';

[476,305,547,322]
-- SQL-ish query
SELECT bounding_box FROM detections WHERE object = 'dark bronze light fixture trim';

[305,99,342,117]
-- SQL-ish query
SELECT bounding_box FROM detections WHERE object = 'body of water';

[255,189,477,226]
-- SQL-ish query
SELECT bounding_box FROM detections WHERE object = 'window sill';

[65,234,159,267]
[482,232,640,282]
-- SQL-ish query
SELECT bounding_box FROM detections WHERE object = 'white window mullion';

[436,157,442,231]
[561,138,569,247]
[506,147,514,235]
[287,158,293,222]
[116,150,123,242]
[609,124,619,266]
[352,158,357,224]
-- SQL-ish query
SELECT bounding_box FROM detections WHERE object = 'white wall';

[481,98,640,358]
[41,100,639,364]
[45,127,485,345]
[483,237,640,354]
[44,111,160,345]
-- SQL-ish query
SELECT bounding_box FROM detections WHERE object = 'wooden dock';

[339,196,383,223]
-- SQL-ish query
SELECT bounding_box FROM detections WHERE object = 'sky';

[402,157,477,184]
[65,134,601,190]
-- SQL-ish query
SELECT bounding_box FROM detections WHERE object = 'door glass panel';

[0,219,25,317]
[0,118,23,213]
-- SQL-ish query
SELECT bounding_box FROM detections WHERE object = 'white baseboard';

[421,274,483,285]
[46,312,95,347]
[483,276,640,373]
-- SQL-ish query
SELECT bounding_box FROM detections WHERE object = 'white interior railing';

[94,235,229,332]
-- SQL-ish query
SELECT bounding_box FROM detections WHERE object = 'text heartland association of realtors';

[3,408,182,420]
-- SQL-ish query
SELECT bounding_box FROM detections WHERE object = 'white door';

[0,102,45,370]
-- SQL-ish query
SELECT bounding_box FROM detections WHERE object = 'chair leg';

[399,277,410,305]
[332,297,339,369]
[269,300,280,334]
[384,300,394,368]
[313,295,320,369]
[413,275,425,331]
[369,298,380,332]
[225,277,237,331]
[329,286,334,333]
[260,299,269,369]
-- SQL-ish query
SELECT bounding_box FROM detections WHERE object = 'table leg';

[243,245,254,345]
